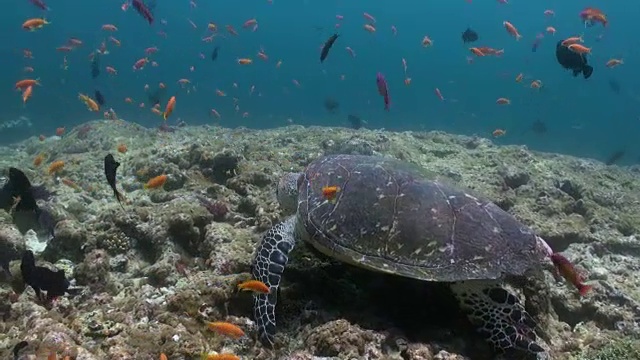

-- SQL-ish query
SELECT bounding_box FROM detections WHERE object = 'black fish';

[90,53,100,79]
[13,340,29,359]
[0,168,56,236]
[347,114,362,129]
[608,79,620,95]
[94,90,105,106]
[20,250,70,301]
[320,33,339,63]
[530,119,547,134]
[148,86,166,106]
[324,97,339,113]
[104,154,125,209]
[211,46,219,61]
[532,38,542,53]
[605,149,625,165]
[555,40,593,79]
[132,0,154,24]
[462,28,478,43]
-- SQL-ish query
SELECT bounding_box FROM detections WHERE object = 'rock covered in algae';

[1,119,640,359]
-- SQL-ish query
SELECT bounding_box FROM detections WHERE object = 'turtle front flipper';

[450,280,546,355]
[251,216,297,347]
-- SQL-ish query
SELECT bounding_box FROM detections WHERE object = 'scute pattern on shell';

[295,154,546,282]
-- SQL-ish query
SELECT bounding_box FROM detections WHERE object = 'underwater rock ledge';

[1,119,640,360]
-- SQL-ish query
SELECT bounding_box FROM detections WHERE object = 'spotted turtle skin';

[294,154,547,282]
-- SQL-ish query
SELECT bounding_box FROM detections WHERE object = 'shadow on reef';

[229,244,543,360]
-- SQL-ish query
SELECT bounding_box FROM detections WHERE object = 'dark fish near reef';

[132,0,154,24]
[461,28,478,43]
[21,250,70,301]
[0,168,56,236]
[605,149,625,165]
[324,97,339,113]
[94,90,105,106]
[13,340,29,359]
[531,119,547,134]
[90,53,100,79]
[148,86,166,106]
[320,33,339,63]
[347,114,362,129]
[104,154,125,209]
[211,46,219,61]
[555,40,593,79]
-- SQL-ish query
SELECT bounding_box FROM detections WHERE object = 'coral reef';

[1,119,640,359]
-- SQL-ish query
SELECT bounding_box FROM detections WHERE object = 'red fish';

[376,72,390,111]
[131,0,154,24]
[28,0,49,10]
[550,253,592,296]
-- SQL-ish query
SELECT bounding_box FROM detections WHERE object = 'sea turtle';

[251,154,554,355]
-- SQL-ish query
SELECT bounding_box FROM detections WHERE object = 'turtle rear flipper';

[451,281,546,355]
[251,216,297,347]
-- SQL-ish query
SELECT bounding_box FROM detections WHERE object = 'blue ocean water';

[5,0,639,163]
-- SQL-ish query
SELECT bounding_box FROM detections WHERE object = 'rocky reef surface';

[1,119,640,360]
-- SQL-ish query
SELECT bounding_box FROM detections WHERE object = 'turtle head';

[276,172,302,213]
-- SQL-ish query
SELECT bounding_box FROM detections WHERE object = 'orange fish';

[163,96,176,120]
[160,353,168,360]
[144,174,167,189]
[363,24,376,33]
[469,47,485,57]
[550,252,592,296]
[237,58,252,65]
[117,143,128,153]
[22,18,50,30]
[22,85,33,104]
[567,44,591,54]
[237,280,270,294]
[33,153,45,166]
[243,18,257,28]
[492,129,506,138]
[503,21,522,40]
[561,35,583,46]
[102,24,118,31]
[78,93,100,111]
[322,185,340,201]
[496,97,511,105]
[15,79,39,90]
[421,35,433,47]
[204,354,240,360]
[61,178,82,191]
[606,58,623,68]
[207,322,245,339]
[48,160,65,175]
